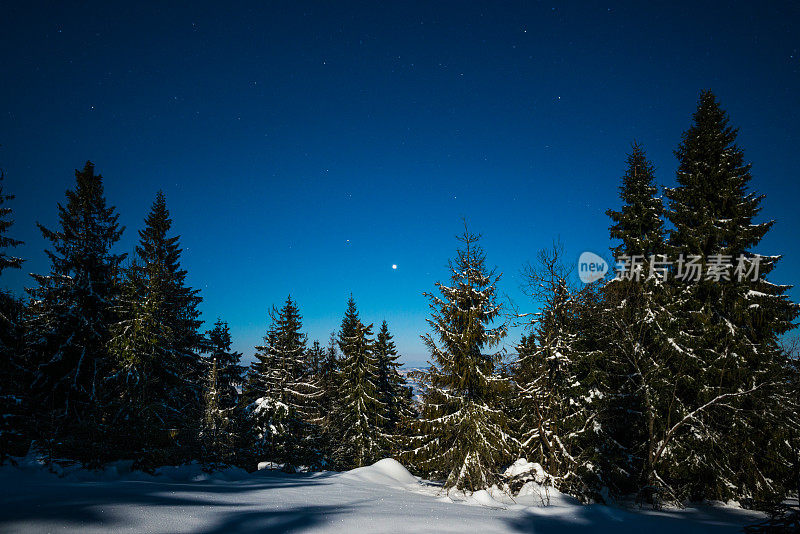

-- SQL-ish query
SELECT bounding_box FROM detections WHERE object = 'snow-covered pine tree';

[202,357,225,462]
[108,191,204,463]
[373,320,415,456]
[663,91,799,502]
[411,228,513,492]
[318,332,341,464]
[600,143,687,500]
[303,339,328,461]
[201,319,244,466]
[0,168,26,463]
[245,297,320,468]
[332,296,386,469]
[244,322,289,467]
[513,241,603,500]
[26,162,125,464]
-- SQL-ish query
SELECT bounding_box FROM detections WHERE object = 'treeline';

[0,90,798,508]
[0,164,414,472]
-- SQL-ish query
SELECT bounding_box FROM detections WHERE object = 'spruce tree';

[0,168,26,463]
[662,91,799,501]
[373,320,414,455]
[513,242,604,500]
[200,319,245,468]
[108,191,204,463]
[600,143,684,500]
[411,227,512,491]
[318,332,341,464]
[245,297,319,468]
[26,162,125,464]
[200,320,244,466]
[333,296,386,469]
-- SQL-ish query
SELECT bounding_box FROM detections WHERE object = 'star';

[392,264,397,270]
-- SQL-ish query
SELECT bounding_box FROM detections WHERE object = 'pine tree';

[202,358,225,463]
[411,227,512,491]
[662,91,799,501]
[0,168,26,463]
[108,191,204,463]
[513,242,603,500]
[245,297,320,468]
[600,143,685,500]
[26,161,125,464]
[201,320,245,466]
[373,320,414,455]
[318,332,341,464]
[332,296,386,469]
[200,320,245,467]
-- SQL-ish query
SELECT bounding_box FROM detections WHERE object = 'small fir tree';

[333,296,386,469]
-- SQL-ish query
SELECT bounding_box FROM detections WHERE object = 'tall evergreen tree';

[332,296,385,469]
[108,191,203,463]
[0,168,26,463]
[411,227,512,491]
[373,320,414,455]
[26,162,125,463]
[662,91,799,501]
[600,143,684,500]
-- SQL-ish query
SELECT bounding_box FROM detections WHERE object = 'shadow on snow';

[504,502,760,533]
[0,469,342,533]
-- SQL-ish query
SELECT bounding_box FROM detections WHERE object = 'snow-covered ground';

[0,457,765,533]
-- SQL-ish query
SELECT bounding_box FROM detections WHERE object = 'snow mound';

[340,458,419,487]
[469,489,507,509]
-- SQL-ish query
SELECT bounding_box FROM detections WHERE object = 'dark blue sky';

[1,1,798,366]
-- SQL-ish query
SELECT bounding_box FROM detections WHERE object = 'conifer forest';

[1,3,798,533]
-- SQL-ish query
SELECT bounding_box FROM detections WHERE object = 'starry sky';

[1,2,798,366]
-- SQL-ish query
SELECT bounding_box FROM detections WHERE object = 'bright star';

[392,264,397,270]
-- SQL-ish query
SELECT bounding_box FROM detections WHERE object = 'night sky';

[1,2,798,366]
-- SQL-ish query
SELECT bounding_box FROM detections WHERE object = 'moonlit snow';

[0,457,765,533]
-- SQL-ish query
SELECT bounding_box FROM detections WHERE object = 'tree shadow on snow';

[199,504,348,534]
[505,503,761,533]
[0,470,339,532]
